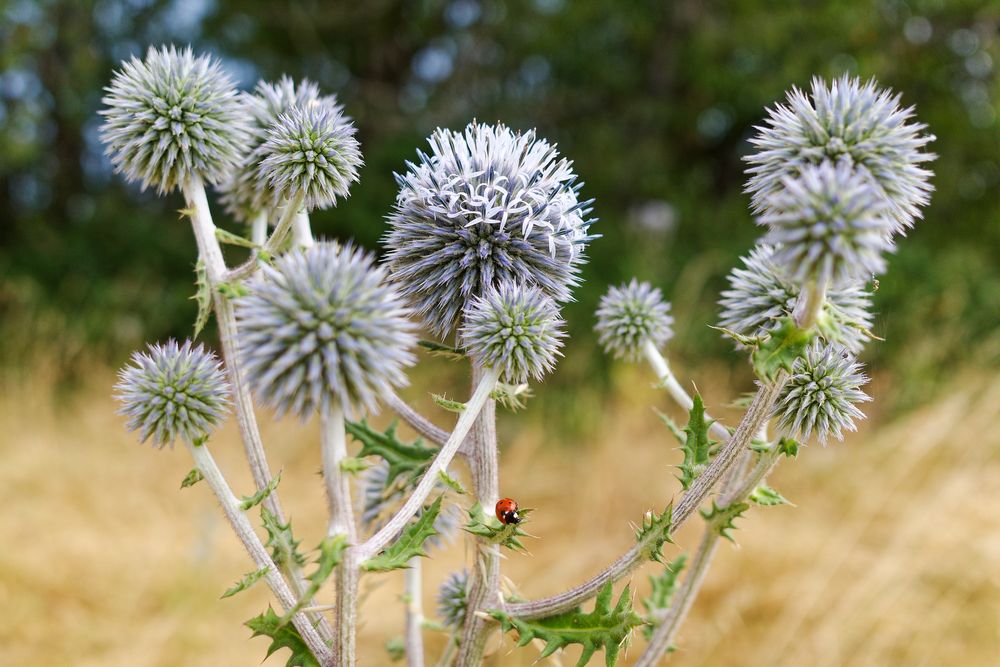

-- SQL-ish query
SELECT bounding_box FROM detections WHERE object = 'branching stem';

[642,341,731,442]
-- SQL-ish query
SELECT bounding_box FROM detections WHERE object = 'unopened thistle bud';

[437,570,470,628]
[594,279,674,360]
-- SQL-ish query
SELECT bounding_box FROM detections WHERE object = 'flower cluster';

[595,279,674,360]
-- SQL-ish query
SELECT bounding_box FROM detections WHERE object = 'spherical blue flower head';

[236,242,417,418]
[718,244,874,353]
[384,122,596,338]
[100,45,252,194]
[775,341,871,444]
[745,76,935,235]
[759,161,895,285]
[114,339,230,448]
[358,460,460,548]
[256,103,362,212]
[461,281,565,383]
[594,279,674,361]
[437,570,470,628]
[220,76,346,222]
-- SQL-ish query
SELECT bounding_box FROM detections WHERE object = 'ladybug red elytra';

[495,498,521,525]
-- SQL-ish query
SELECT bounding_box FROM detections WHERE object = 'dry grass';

[2,362,999,666]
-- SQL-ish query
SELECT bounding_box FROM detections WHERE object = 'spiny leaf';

[240,472,282,511]
[491,581,645,667]
[215,227,258,249]
[281,534,349,624]
[192,259,211,339]
[431,393,466,413]
[363,496,443,572]
[653,408,686,445]
[676,394,717,490]
[438,469,467,495]
[221,566,269,599]
[751,316,813,381]
[385,636,406,662]
[491,382,533,411]
[749,484,792,506]
[180,468,203,489]
[700,501,750,543]
[776,437,800,458]
[347,419,436,486]
[635,503,674,562]
[246,606,320,667]
[709,324,763,347]
[463,501,534,551]
[417,339,467,360]
[261,508,307,569]
[643,554,688,640]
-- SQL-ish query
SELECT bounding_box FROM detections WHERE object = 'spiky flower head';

[759,160,894,285]
[460,281,565,383]
[718,244,874,353]
[236,242,417,418]
[100,45,252,194]
[256,103,362,212]
[219,77,345,222]
[745,75,935,234]
[594,279,674,361]
[775,341,871,444]
[358,461,460,547]
[383,122,596,337]
[114,339,230,447]
[437,570,470,628]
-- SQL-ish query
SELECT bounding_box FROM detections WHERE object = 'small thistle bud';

[437,570,470,628]
[594,279,674,360]
[460,281,565,384]
[236,242,417,418]
[775,341,871,444]
[256,103,362,211]
[759,161,894,285]
[718,244,874,353]
[746,75,935,234]
[100,45,252,194]
[383,122,596,337]
[114,340,230,447]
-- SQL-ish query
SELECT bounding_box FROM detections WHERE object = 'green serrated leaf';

[261,508,307,569]
[491,581,645,667]
[222,566,270,599]
[215,227,259,249]
[363,497,443,572]
[417,339,468,360]
[347,419,437,486]
[643,554,687,640]
[280,534,349,624]
[636,503,674,562]
[217,281,250,299]
[432,393,466,413]
[180,468,204,489]
[708,324,762,347]
[192,259,212,339]
[438,469,467,495]
[676,394,717,491]
[463,502,534,551]
[751,317,813,381]
[750,484,791,506]
[491,382,533,412]
[246,606,320,667]
[776,437,800,458]
[385,636,406,662]
[240,472,282,511]
[339,457,369,475]
[653,408,686,445]
[700,500,750,543]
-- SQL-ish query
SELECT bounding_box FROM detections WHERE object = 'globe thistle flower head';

[256,103,362,212]
[461,281,565,384]
[114,339,230,448]
[236,242,417,419]
[594,279,674,361]
[746,75,935,234]
[358,461,460,547]
[718,243,874,353]
[437,570,470,628]
[759,160,895,285]
[100,45,252,194]
[384,122,596,337]
[775,341,871,444]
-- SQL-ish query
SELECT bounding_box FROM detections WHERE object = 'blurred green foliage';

[2,0,999,413]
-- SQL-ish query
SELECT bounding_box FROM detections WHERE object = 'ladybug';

[495,498,521,525]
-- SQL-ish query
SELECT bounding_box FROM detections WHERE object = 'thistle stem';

[292,210,315,248]
[405,557,425,667]
[360,366,501,560]
[224,191,306,282]
[250,210,268,248]
[642,340,731,442]
[184,439,334,666]
[795,276,828,329]
[384,390,474,461]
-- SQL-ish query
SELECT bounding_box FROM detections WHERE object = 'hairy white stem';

[642,341,731,442]
[405,557,425,667]
[456,364,501,667]
[321,403,359,666]
[250,210,268,248]
[292,210,315,248]
[224,191,305,282]
[184,440,334,666]
[360,366,501,560]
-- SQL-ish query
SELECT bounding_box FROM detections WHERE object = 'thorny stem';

[224,191,305,282]
[505,371,789,620]
[405,557,425,667]
[642,340,732,442]
[181,177,332,641]
[360,366,502,560]
[456,364,501,667]
[184,439,334,666]
[321,403,359,667]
